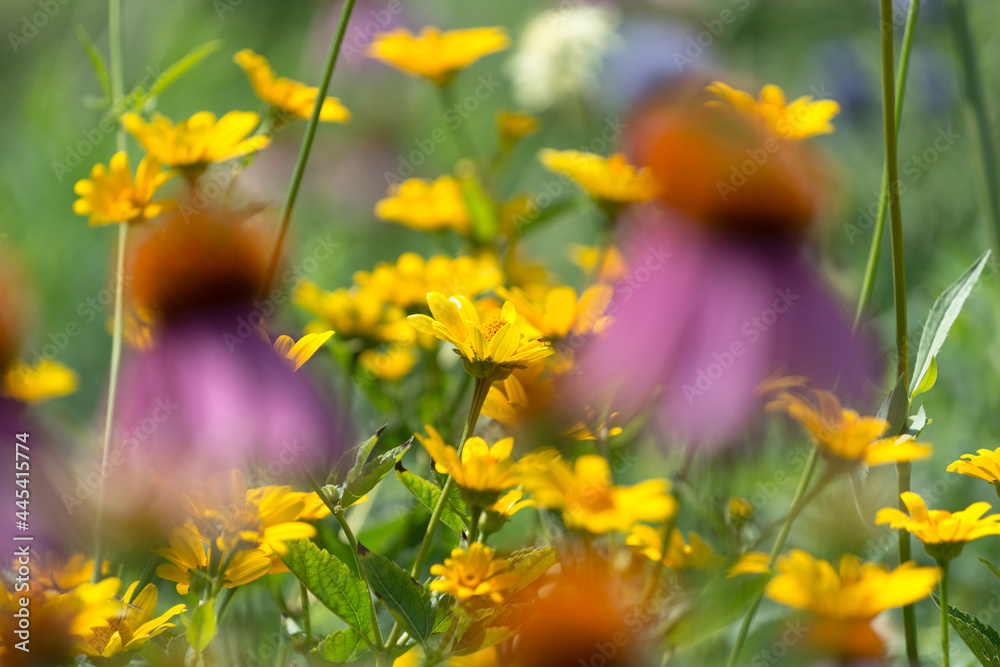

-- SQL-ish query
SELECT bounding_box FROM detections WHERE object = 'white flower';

[507,5,621,111]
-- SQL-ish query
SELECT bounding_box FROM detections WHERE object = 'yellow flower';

[727,551,771,577]
[767,390,933,468]
[353,252,503,309]
[122,111,271,171]
[519,454,676,534]
[267,330,334,371]
[947,448,1000,491]
[876,492,1000,561]
[72,152,174,225]
[707,82,840,140]
[626,525,721,571]
[497,109,539,143]
[488,489,534,519]
[482,360,553,425]
[408,292,552,381]
[358,346,418,381]
[155,523,272,595]
[416,425,517,505]
[429,543,520,603]
[81,582,186,658]
[29,552,108,593]
[728,496,754,522]
[2,358,77,403]
[395,645,499,667]
[367,26,510,85]
[539,150,660,203]
[496,284,613,339]
[294,281,412,344]
[564,410,623,442]
[234,49,350,123]
[376,176,471,234]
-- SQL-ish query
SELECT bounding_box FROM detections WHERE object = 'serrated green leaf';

[126,40,222,113]
[341,440,412,508]
[186,599,216,652]
[395,465,468,534]
[877,373,909,436]
[932,593,1000,666]
[912,356,938,396]
[910,250,991,396]
[76,26,111,101]
[359,546,437,644]
[317,627,367,663]
[280,539,376,643]
[505,546,557,592]
[347,432,383,485]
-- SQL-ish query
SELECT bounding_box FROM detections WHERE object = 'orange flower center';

[480,315,506,343]
[88,616,134,653]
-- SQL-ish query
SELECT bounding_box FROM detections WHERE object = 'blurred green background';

[4,0,1000,663]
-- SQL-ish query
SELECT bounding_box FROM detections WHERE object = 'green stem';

[300,581,312,643]
[333,509,385,649]
[898,461,919,666]
[725,448,820,667]
[92,0,128,583]
[261,0,358,296]
[939,559,950,667]
[439,83,478,162]
[854,0,921,329]
[943,0,1000,253]
[468,506,483,544]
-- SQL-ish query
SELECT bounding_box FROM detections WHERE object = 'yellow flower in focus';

[626,525,721,571]
[354,252,503,308]
[122,111,271,172]
[568,243,627,283]
[294,281,412,344]
[727,551,771,577]
[72,152,174,225]
[268,330,334,371]
[234,49,350,123]
[29,552,108,593]
[539,150,660,203]
[376,176,471,235]
[416,426,517,505]
[81,582,186,658]
[496,284,613,339]
[358,346,418,381]
[707,82,840,140]
[497,109,539,143]
[947,448,1000,492]
[408,293,552,381]
[2,358,77,403]
[519,454,676,534]
[429,543,520,603]
[767,390,932,468]
[876,492,1000,562]
[154,523,271,595]
[367,27,510,85]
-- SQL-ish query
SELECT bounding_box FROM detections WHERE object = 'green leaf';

[932,593,1000,666]
[126,40,222,113]
[981,557,1000,582]
[359,545,437,644]
[347,430,384,485]
[75,26,111,101]
[186,599,217,652]
[505,546,557,592]
[912,356,938,396]
[907,405,931,438]
[280,539,377,643]
[317,627,367,663]
[340,439,412,508]
[876,373,909,436]
[669,573,769,648]
[456,163,498,243]
[395,464,468,534]
[910,250,991,396]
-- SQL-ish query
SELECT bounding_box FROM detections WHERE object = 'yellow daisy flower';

[488,489,534,519]
[876,492,1000,562]
[707,82,840,140]
[294,281,412,345]
[947,447,1000,494]
[234,49,350,123]
[767,390,933,469]
[2,358,77,403]
[81,582,186,658]
[154,523,272,595]
[519,454,676,534]
[539,150,661,204]
[265,330,334,372]
[367,26,510,86]
[626,525,721,571]
[416,425,517,506]
[408,292,552,382]
[358,346,418,381]
[375,176,471,235]
[353,252,503,309]
[122,111,271,172]
[72,151,175,226]
[429,543,520,603]
[496,284,613,340]
[28,552,108,593]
